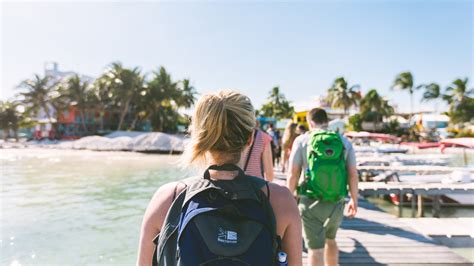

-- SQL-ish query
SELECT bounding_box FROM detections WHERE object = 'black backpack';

[153,164,281,266]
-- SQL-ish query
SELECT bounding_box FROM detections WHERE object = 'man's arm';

[346,143,358,218]
[286,138,302,195]
[287,164,301,196]
[262,143,274,182]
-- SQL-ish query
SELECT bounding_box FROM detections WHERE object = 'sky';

[1,0,473,113]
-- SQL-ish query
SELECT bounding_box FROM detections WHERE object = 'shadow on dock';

[340,238,380,265]
[341,216,433,244]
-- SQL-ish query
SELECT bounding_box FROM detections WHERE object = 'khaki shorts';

[298,196,345,249]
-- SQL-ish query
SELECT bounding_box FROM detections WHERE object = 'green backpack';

[298,130,348,202]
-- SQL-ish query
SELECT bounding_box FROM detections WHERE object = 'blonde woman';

[137,90,302,266]
[280,122,298,173]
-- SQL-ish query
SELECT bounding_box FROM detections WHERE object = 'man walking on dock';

[287,108,359,266]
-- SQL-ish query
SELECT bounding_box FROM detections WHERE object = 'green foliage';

[360,89,394,131]
[0,101,29,141]
[18,74,57,121]
[348,114,362,131]
[260,86,294,119]
[384,119,400,134]
[392,71,417,115]
[326,77,360,114]
[419,78,473,125]
[419,83,441,102]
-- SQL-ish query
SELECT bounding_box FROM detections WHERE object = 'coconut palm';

[419,83,441,102]
[360,89,393,131]
[18,74,57,122]
[64,75,91,132]
[327,77,361,116]
[0,101,29,141]
[101,62,143,130]
[392,72,416,116]
[175,79,197,108]
[90,77,113,131]
[443,78,474,124]
[444,78,473,104]
[260,86,294,119]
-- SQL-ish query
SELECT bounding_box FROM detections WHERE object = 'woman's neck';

[206,154,245,180]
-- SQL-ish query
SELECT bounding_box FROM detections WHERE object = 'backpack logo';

[218,227,238,244]
[325,148,334,156]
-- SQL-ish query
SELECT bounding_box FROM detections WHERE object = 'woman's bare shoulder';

[266,182,294,206]
[148,181,186,210]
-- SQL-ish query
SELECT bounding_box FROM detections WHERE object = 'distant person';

[275,128,282,166]
[287,108,358,266]
[137,90,302,266]
[281,122,298,173]
[242,123,275,181]
[297,124,307,135]
[266,123,280,166]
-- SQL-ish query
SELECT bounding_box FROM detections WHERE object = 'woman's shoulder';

[265,182,295,212]
[266,182,294,203]
[147,179,192,213]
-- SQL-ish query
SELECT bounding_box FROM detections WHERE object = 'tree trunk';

[117,99,131,131]
[410,92,414,118]
[100,110,105,131]
[13,126,19,142]
[3,127,8,142]
[80,110,87,134]
[130,115,139,130]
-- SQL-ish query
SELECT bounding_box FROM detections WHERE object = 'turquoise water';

[1,149,188,265]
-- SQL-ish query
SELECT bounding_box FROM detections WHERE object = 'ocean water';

[1,149,189,265]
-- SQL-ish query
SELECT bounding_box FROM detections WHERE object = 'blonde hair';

[282,122,298,150]
[183,90,256,166]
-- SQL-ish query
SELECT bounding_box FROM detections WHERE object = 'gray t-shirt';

[289,129,357,172]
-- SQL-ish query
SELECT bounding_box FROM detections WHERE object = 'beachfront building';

[25,63,98,139]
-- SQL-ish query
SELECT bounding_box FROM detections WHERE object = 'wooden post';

[417,194,424,217]
[463,148,468,166]
[433,195,441,218]
[411,193,416,218]
[398,190,404,217]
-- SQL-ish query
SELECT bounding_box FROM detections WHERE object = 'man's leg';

[325,239,338,266]
[308,248,324,266]
[299,197,326,266]
[324,201,345,266]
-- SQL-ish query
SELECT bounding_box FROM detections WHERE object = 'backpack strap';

[153,187,187,266]
[244,129,259,172]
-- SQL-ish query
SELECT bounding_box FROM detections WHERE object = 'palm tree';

[419,83,441,102]
[18,74,57,122]
[0,101,23,141]
[392,72,417,116]
[327,77,361,116]
[443,78,474,124]
[175,79,197,108]
[444,78,473,104]
[64,75,91,132]
[90,77,113,131]
[101,62,143,130]
[260,86,294,119]
[360,89,383,131]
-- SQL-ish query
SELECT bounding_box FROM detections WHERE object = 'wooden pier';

[357,165,474,174]
[274,171,472,265]
[359,182,474,217]
[332,199,471,265]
